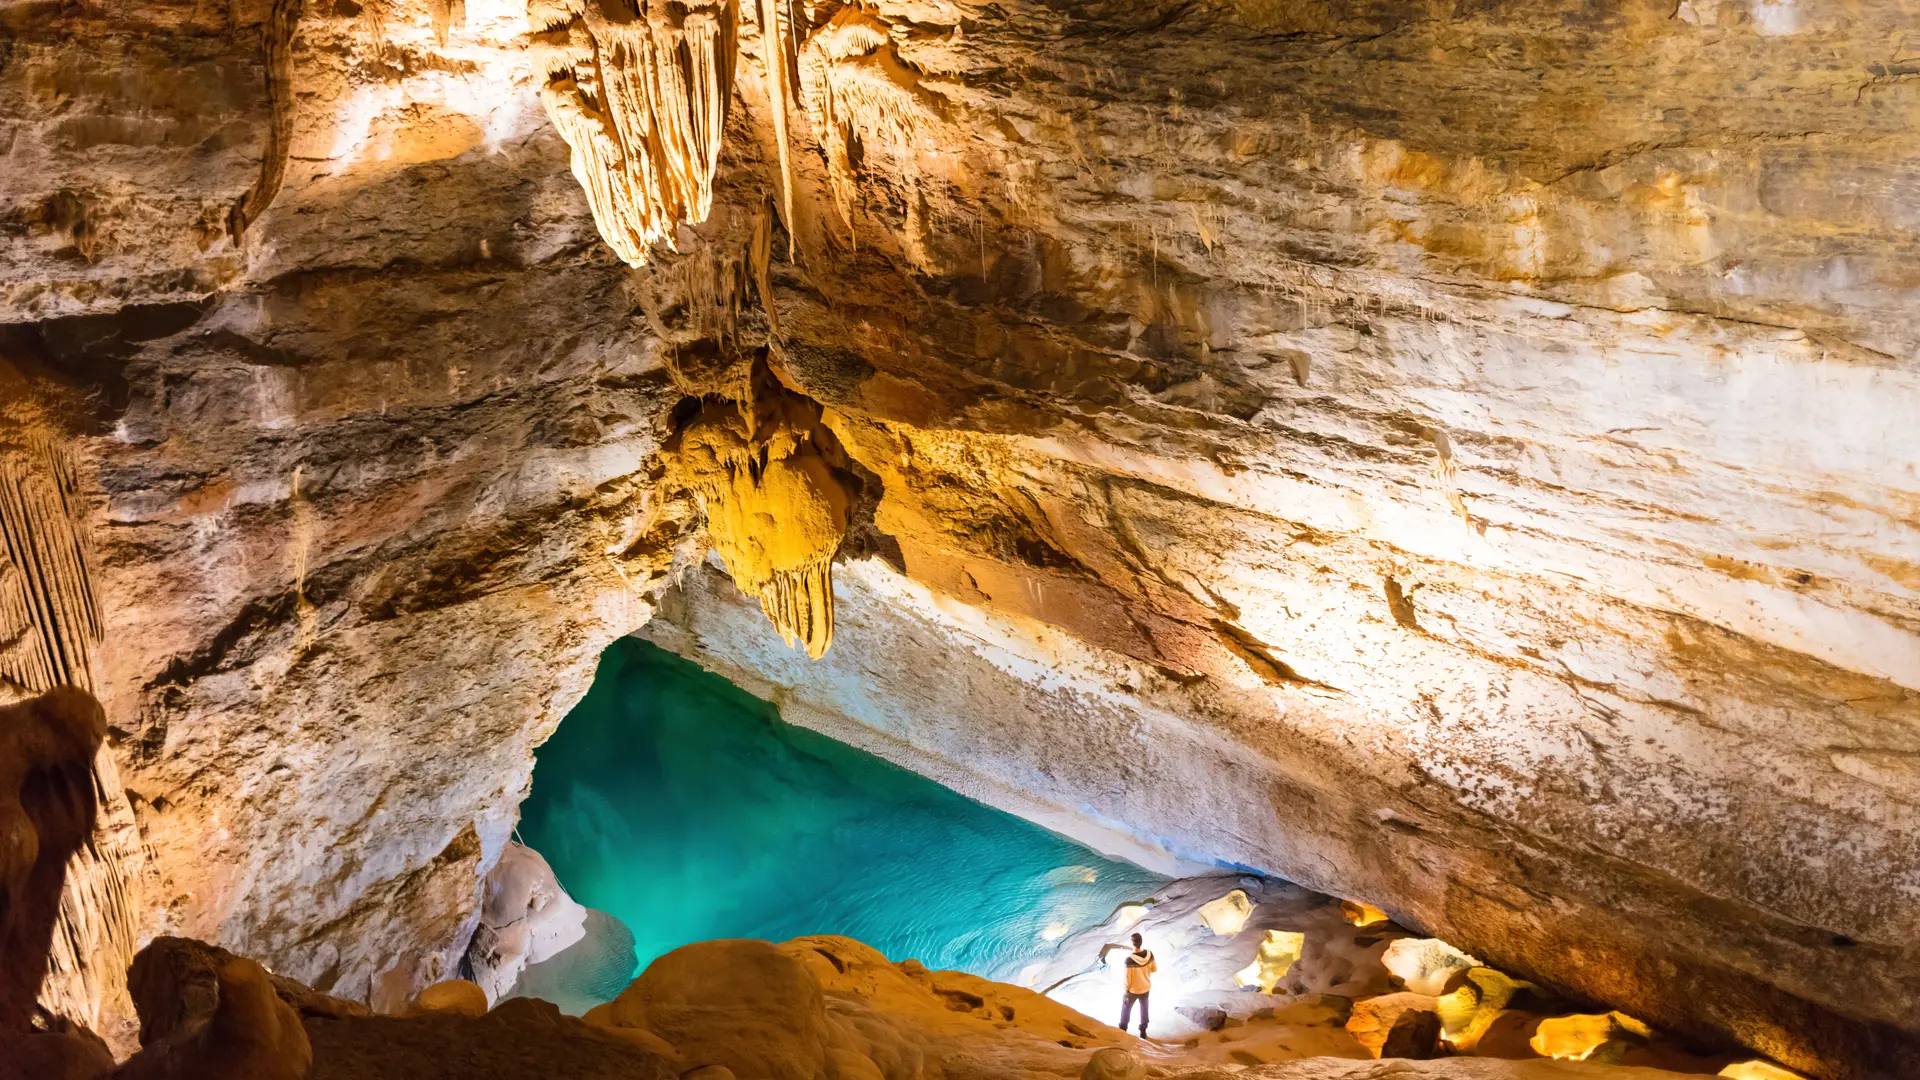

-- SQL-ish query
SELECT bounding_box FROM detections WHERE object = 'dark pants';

[1120,991,1148,1034]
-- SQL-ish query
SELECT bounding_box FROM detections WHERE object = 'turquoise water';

[518,637,1168,1002]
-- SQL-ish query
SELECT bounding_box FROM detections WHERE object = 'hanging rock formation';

[666,365,851,659]
[529,0,740,265]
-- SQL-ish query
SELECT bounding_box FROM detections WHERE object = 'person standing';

[1117,932,1155,1038]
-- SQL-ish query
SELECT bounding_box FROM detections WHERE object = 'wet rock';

[465,844,588,1003]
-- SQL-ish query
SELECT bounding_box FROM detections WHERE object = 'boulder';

[1345,993,1439,1058]
[589,939,829,1080]
[1177,1006,1230,1032]
[1081,1047,1146,1080]
[116,950,311,1080]
[1529,1010,1652,1060]
[1435,967,1548,1046]
[465,844,589,1003]
[403,980,489,1018]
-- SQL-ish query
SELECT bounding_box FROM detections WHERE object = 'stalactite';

[755,0,801,257]
[529,0,740,266]
[799,7,948,240]
[0,435,144,1033]
[750,196,781,342]
[670,368,849,659]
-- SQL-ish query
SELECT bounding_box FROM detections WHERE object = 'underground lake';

[513,636,1171,1011]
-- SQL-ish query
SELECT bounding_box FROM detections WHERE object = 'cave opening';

[511,636,1169,1013]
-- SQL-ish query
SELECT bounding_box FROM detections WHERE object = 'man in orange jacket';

[1117,932,1156,1037]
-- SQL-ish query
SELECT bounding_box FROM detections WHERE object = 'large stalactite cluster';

[667,364,851,660]
[528,0,742,265]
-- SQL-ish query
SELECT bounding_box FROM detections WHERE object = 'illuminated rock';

[1344,992,1438,1058]
[466,843,589,1003]
[1080,1047,1145,1080]
[1720,1062,1807,1080]
[1176,1005,1230,1031]
[528,0,738,265]
[1529,1010,1653,1061]
[670,378,851,659]
[1435,967,1547,1047]
[1197,889,1255,935]
[1233,929,1306,993]
[1467,1009,1548,1059]
[1382,939,1481,996]
[404,979,490,1018]
[1340,901,1391,928]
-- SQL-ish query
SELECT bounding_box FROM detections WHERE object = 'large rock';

[587,939,831,1080]
[116,937,311,1080]
[1345,993,1441,1059]
[1383,940,1483,998]
[466,844,588,1003]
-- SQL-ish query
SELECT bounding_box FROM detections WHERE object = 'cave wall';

[2,0,688,1014]
[1,0,1916,1076]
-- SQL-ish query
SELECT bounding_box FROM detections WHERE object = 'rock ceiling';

[1,1,1915,1076]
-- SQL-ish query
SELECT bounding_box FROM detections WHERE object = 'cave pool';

[515,637,1170,1012]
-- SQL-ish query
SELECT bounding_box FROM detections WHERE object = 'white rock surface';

[466,843,589,1003]
[1382,939,1483,998]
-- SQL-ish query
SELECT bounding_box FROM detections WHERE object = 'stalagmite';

[529,0,739,266]
[671,371,849,659]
